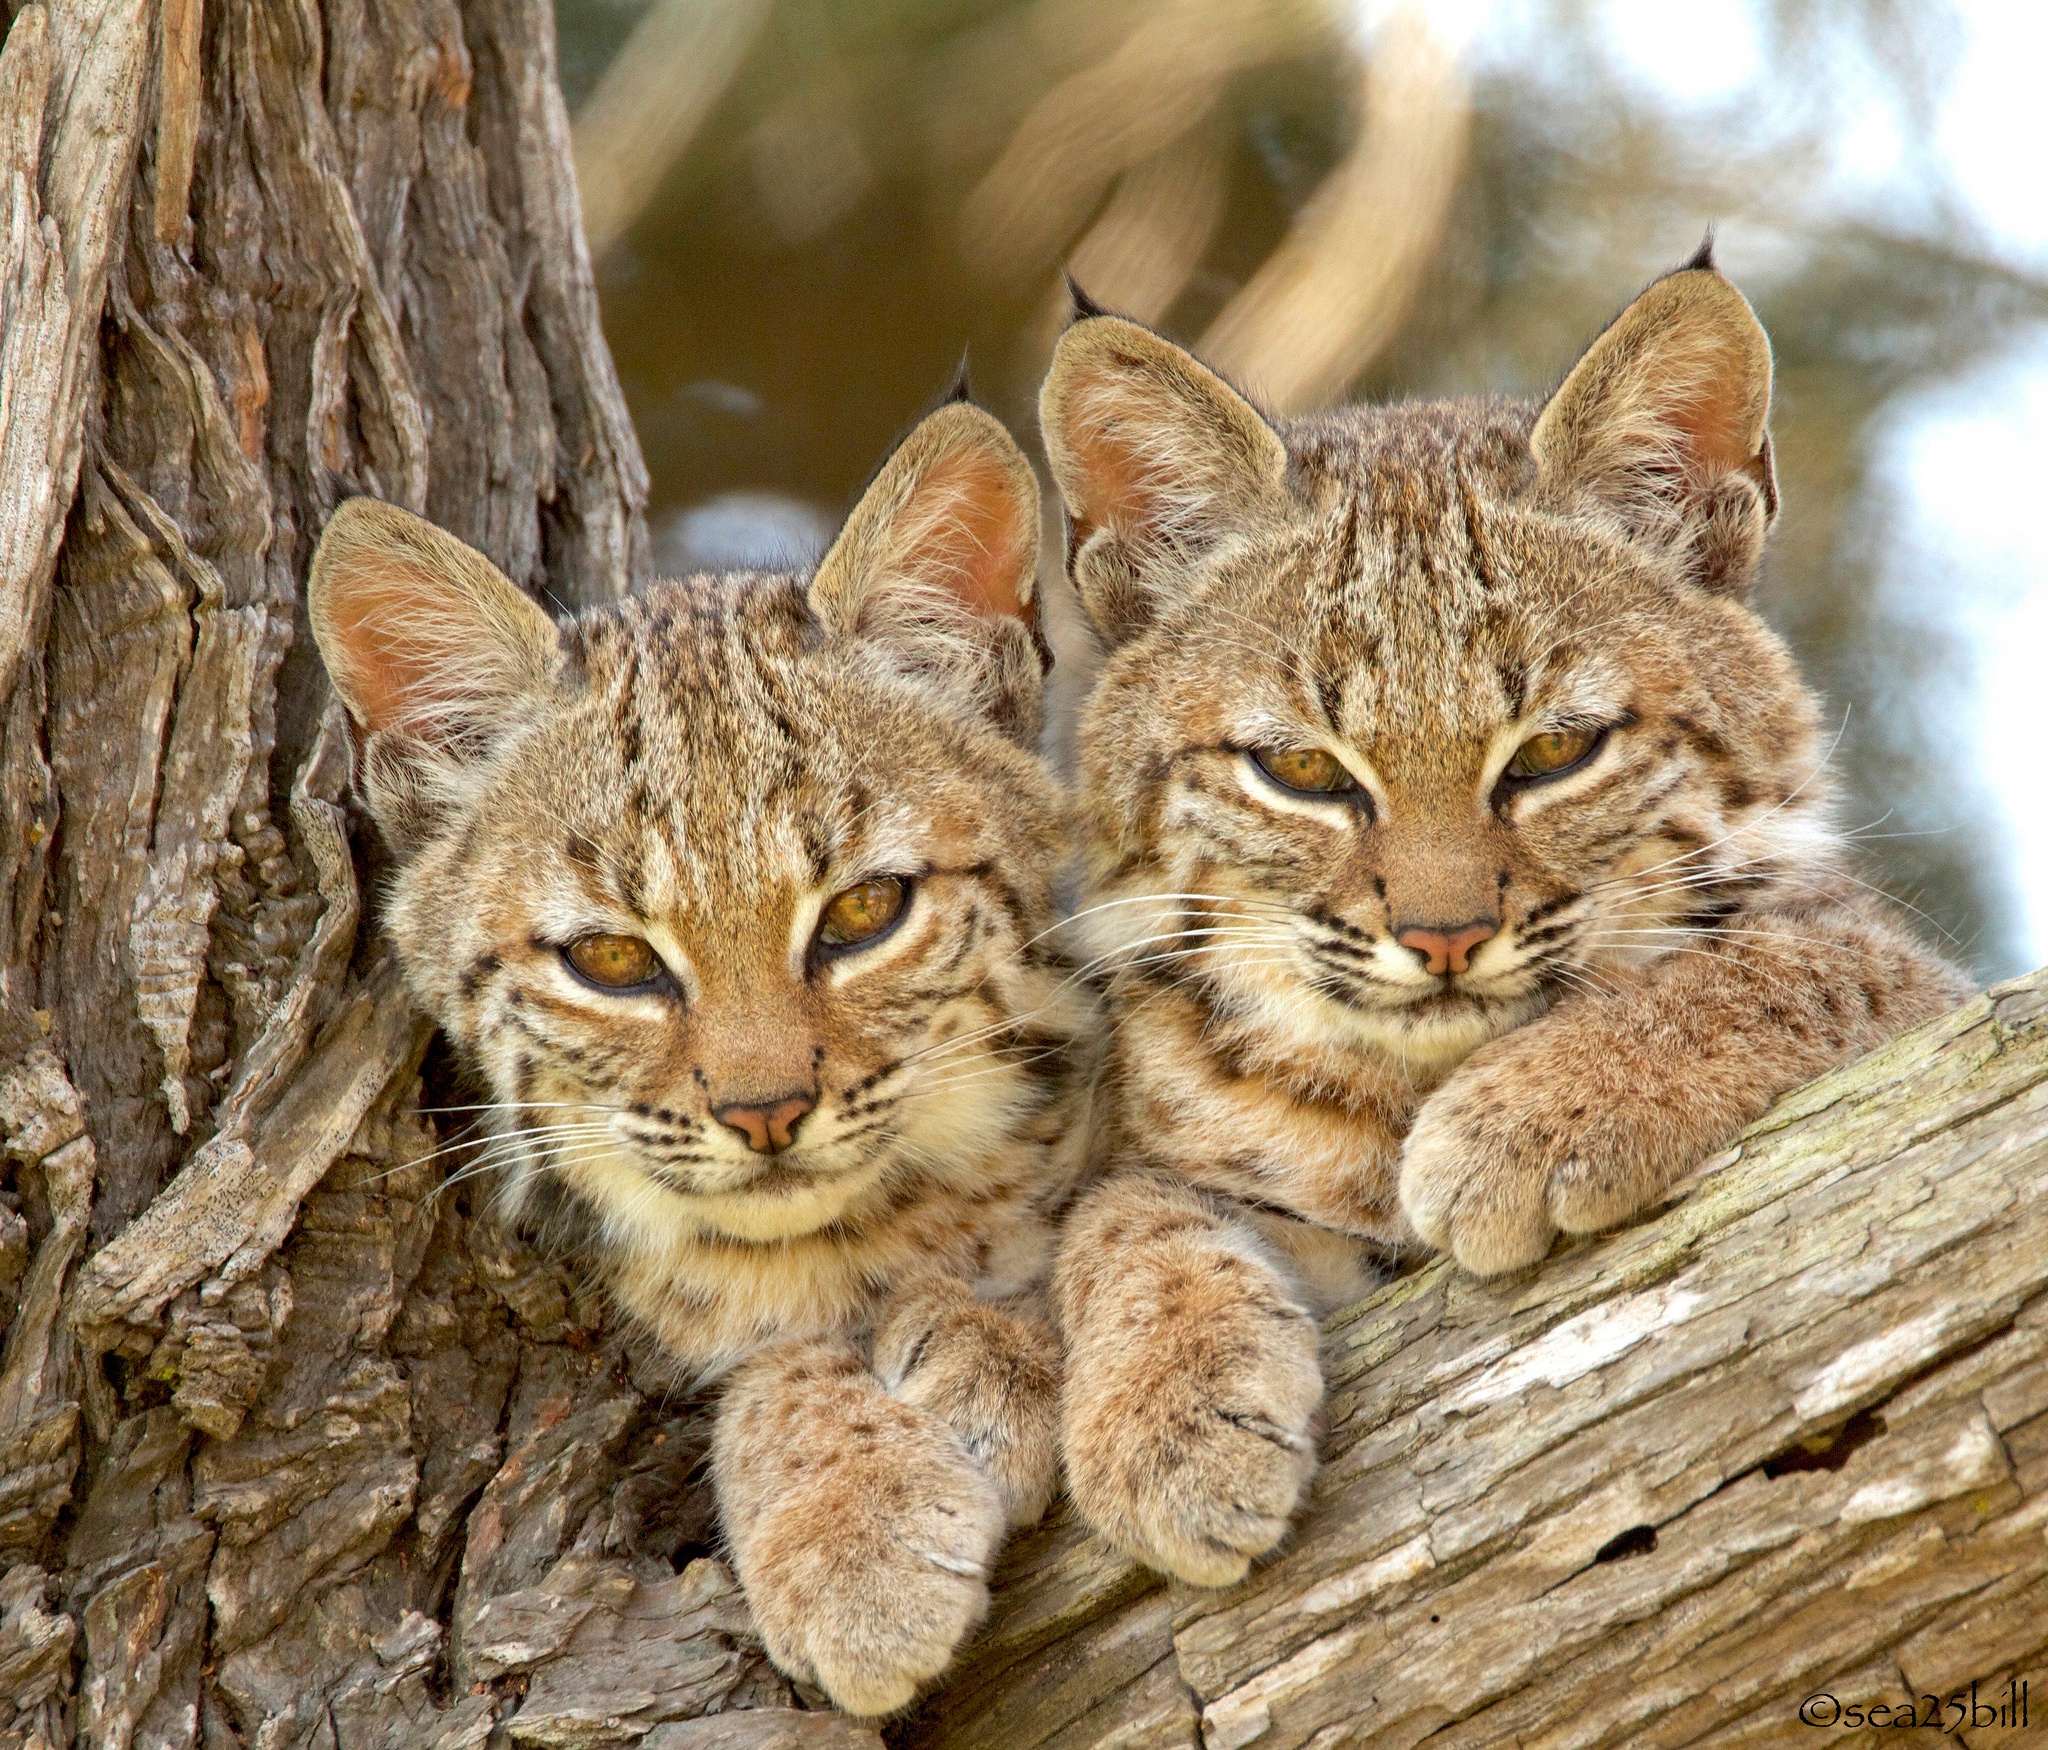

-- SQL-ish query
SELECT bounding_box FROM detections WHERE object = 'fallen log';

[906,969,2048,1749]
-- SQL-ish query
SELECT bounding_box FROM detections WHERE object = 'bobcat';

[1038,253,1971,1587]
[307,401,1094,1714]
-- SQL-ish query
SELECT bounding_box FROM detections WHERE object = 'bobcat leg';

[713,1335,1003,1716]
[1402,903,1971,1274]
[1054,1171,1324,1587]
[872,1276,1062,1526]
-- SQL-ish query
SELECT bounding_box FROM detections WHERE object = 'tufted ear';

[808,400,1046,745]
[1039,314,1290,646]
[1531,259,1778,595]
[308,498,561,851]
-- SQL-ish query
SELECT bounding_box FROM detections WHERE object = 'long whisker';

[1610,711,1852,893]
[367,1119,624,1182]
[895,918,1292,1072]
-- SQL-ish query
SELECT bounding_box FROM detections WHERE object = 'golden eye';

[819,877,907,949]
[1508,727,1600,780]
[1251,747,1355,794]
[565,933,659,988]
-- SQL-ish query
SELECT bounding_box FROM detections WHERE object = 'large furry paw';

[736,1400,1004,1716]
[1400,1033,1677,1275]
[1062,1251,1323,1587]
[873,1278,1062,1527]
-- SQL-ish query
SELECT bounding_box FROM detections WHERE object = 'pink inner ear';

[1061,373,1184,550]
[1665,343,1761,480]
[1066,420,1154,545]
[918,447,1033,623]
[324,560,460,735]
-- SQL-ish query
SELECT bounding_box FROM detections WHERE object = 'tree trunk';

[0,3,819,1745]
[2,7,2043,1750]
[905,971,2048,1750]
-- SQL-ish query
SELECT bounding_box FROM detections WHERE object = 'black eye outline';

[557,933,677,997]
[1494,722,1613,798]
[812,875,914,964]
[1244,745,1372,807]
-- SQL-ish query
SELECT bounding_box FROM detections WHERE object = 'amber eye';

[564,934,660,989]
[819,877,908,950]
[1507,727,1600,780]
[1251,747,1357,795]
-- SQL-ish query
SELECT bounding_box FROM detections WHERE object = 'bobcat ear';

[1531,264,1778,595]
[308,499,561,850]
[1040,315,1290,647]
[809,400,1046,744]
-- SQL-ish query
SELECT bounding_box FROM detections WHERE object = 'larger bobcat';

[308,402,1093,1714]
[1039,255,1970,1586]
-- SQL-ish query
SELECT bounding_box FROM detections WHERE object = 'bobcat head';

[310,403,1083,1254]
[1043,256,1826,1073]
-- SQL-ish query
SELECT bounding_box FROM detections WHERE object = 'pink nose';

[714,1094,815,1155]
[1395,920,1498,977]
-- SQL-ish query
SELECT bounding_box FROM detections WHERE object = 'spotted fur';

[308,402,1094,1714]
[1039,259,1971,1586]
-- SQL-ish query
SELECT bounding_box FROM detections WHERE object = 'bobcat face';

[312,402,1081,1249]
[1050,273,1827,1073]
[396,585,1070,1242]
[1074,485,1830,1068]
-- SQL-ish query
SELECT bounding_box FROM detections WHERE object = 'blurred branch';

[958,0,1331,288]
[572,0,774,259]
[1059,119,1230,325]
[1200,6,1469,414]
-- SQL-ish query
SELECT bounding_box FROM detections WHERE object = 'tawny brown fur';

[1039,259,1971,1587]
[308,403,1094,1714]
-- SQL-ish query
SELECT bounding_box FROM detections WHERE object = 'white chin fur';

[561,1145,893,1244]
[1321,994,1519,1067]
[673,1166,893,1241]
[1214,950,1531,1071]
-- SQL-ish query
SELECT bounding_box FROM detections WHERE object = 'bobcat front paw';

[1401,1047,1674,1275]
[873,1278,1062,1527]
[1063,1262,1322,1587]
[736,1406,1004,1716]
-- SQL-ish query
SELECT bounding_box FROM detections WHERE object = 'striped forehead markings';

[614,643,644,770]
[1496,660,1527,718]
[1313,666,1345,733]
[1455,455,1504,594]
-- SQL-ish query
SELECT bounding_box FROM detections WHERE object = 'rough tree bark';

[1,6,2043,1750]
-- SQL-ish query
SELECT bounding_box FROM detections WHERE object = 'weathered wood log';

[904,971,2048,1749]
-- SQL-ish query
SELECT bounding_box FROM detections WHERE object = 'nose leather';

[714,1092,816,1155]
[1395,919,1498,977]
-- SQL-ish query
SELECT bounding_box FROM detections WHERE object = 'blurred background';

[555,0,2048,982]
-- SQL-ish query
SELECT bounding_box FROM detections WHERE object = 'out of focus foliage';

[558,0,2048,977]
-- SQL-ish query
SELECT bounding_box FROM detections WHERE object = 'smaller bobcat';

[1039,253,1971,1587]
[308,401,1094,1714]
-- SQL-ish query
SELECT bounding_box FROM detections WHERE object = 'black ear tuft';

[1064,273,1111,322]
[941,349,974,407]
[1684,227,1718,273]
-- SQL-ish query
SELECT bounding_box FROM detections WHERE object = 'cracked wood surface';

[905,972,2048,1750]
